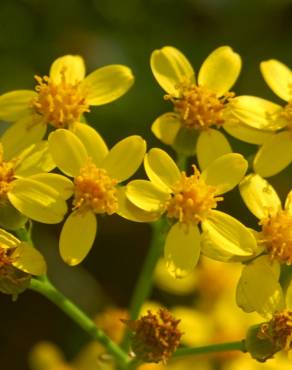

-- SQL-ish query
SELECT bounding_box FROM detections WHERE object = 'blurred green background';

[0,0,291,369]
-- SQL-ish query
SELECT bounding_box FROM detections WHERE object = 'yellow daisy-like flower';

[0,55,134,150]
[150,46,242,168]
[236,174,292,317]
[124,148,258,277]
[228,60,292,177]
[48,124,146,266]
[0,132,72,226]
[0,228,46,278]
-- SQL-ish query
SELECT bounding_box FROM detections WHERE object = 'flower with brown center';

[125,309,182,364]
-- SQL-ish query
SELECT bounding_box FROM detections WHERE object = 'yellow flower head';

[0,228,46,295]
[0,55,134,148]
[240,174,292,265]
[125,148,258,277]
[48,124,146,265]
[227,59,292,177]
[150,46,241,166]
[0,131,72,227]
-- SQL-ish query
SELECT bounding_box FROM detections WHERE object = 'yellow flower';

[227,59,292,177]
[48,124,146,265]
[0,133,72,226]
[0,228,46,278]
[125,148,258,277]
[150,46,242,168]
[0,55,134,149]
[236,174,292,317]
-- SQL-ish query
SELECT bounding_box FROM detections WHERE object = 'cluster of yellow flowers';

[0,45,291,365]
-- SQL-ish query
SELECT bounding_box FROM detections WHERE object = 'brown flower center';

[165,83,234,130]
[261,210,292,264]
[166,166,222,226]
[259,310,292,351]
[73,160,118,215]
[31,70,90,128]
[124,309,182,363]
[0,247,14,270]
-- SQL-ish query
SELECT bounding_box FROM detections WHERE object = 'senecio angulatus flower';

[0,55,134,152]
[228,59,292,177]
[124,308,182,364]
[125,148,259,277]
[48,124,146,265]
[236,174,292,317]
[150,45,244,168]
[0,228,46,295]
[0,133,72,227]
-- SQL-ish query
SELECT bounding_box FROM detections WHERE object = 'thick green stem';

[173,341,246,358]
[29,278,130,368]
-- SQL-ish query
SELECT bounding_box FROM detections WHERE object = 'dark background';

[0,0,291,369]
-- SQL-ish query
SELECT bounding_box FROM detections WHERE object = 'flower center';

[261,210,292,264]
[165,83,234,130]
[260,310,292,351]
[31,70,90,129]
[281,100,292,131]
[0,247,14,270]
[0,146,15,203]
[73,160,118,215]
[166,166,221,226]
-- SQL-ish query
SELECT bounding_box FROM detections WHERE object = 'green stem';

[173,341,246,358]
[122,218,167,350]
[29,278,130,368]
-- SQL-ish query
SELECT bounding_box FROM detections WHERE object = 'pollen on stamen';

[31,70,90,129]
[165,82,234,130]
[260,210,292,264]
[73,160,118,215]
[166,165,222,226]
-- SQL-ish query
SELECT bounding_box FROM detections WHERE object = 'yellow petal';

[144,148,180,192]
[223,121,274,145]
[260,59,292,102]
[151,112,181,145]
[8,178,68,224]
[60,210,97,266]
[0,90,36,121]
[27,173,74,200]
[285,190,292,216]
[1,116,46,161]
[165,223,201,278]
[117,187,160,223]
[0,228,20,249]
[239,174,281,220]
[201,153,247,195]
[201,210,259,262]
[198,46,241,96]
[196,129,232,170]
[12,242,47,276]
[71,123,109,166]
[227,95,286,130]
[81,65,134,105]
[150,46,195,96]
[50,55,85,84]
[126,180,169,212]
[102,136,146,182]
[236,255,284,318]
[48,129,87,177]
[15,141,55,177]
[253,131,292,177]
